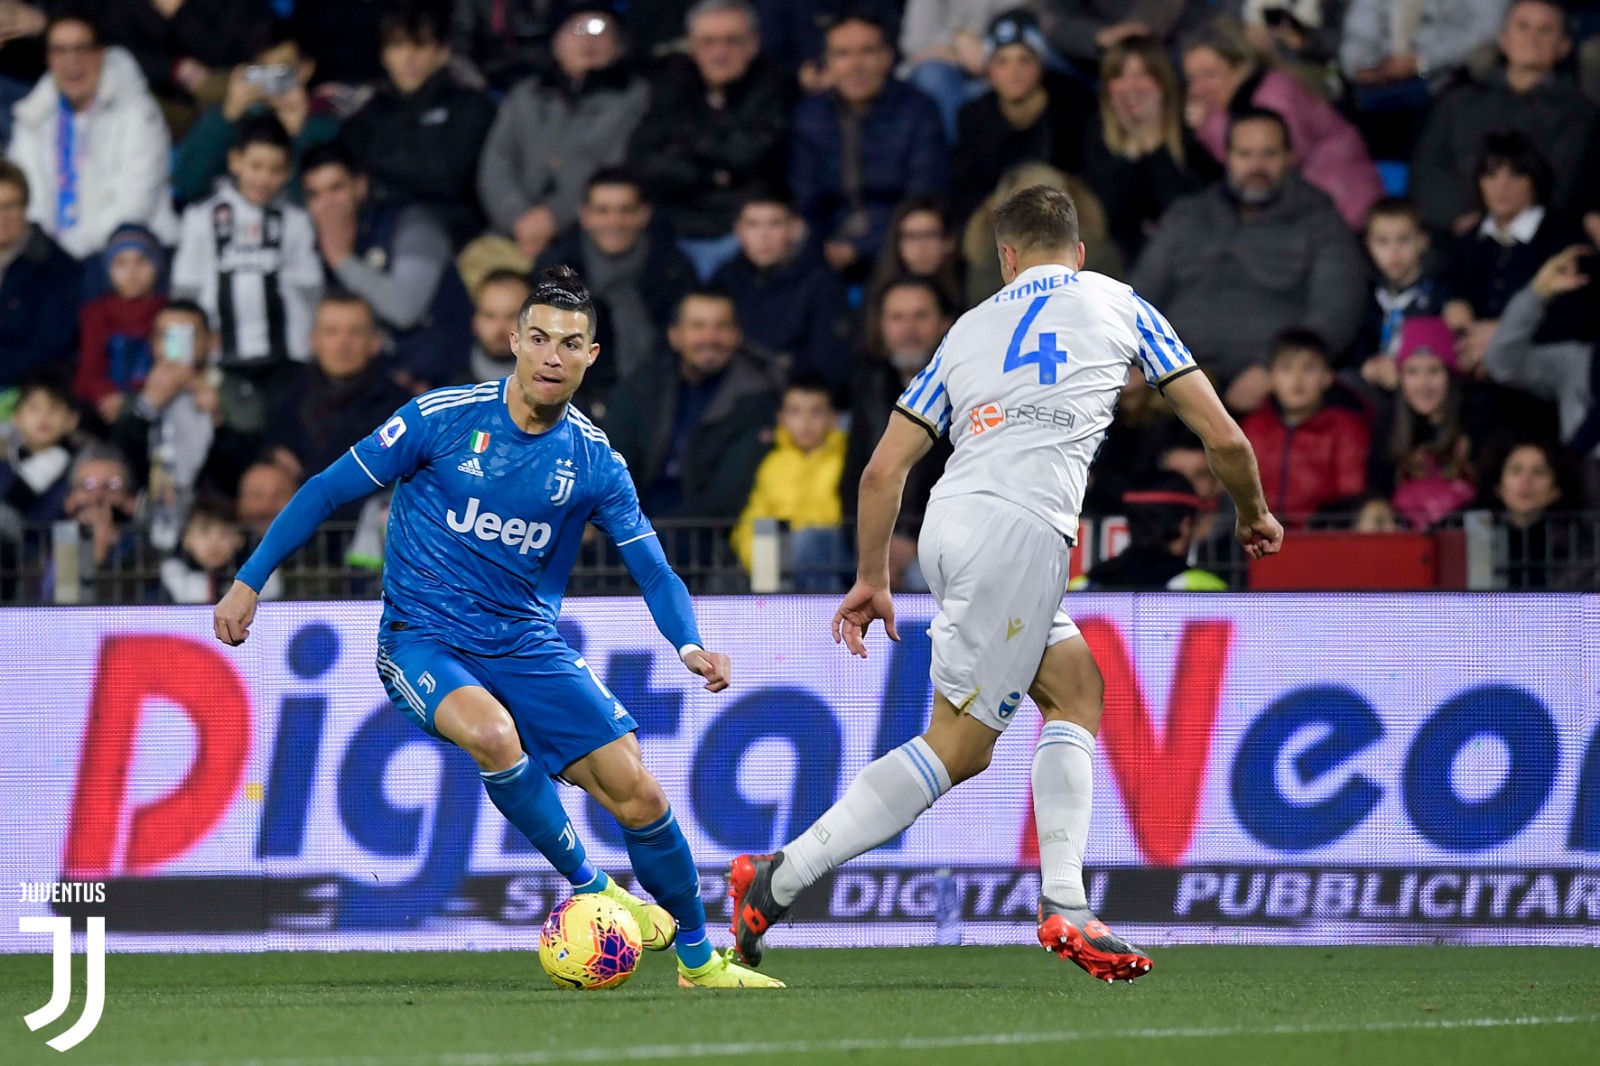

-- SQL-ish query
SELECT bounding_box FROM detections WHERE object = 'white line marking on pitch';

[108,1013,1600,1066]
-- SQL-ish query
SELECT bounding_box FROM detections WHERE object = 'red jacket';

[1242,402,1371,524]
[74,293,166,407]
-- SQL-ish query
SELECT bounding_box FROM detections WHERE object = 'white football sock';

[771,736,951,907]
[1032,720,1096,909]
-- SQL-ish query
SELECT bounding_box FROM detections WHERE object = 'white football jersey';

[896,265,1197,542]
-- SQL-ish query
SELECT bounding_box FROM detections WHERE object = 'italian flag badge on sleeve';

[470,430,490,453]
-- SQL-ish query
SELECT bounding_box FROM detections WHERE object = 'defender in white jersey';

[730,186,1284,982]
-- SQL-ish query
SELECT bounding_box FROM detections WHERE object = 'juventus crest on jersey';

[171,182,323,367]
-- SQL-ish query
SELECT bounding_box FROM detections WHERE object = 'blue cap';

[984,9,1050,62]
[103,223,166,273]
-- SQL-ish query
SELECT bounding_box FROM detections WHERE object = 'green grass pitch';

[2,947,1597,1066]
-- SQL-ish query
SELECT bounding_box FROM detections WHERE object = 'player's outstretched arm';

[213,452,387,645]
[1160,370,1285,560]
[836,411,935,658]
[616,532,729,691]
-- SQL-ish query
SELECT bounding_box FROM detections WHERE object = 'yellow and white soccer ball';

[538,894,643,990]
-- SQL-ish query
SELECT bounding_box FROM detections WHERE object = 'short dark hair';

[46,8,100,47]
[671,286,737,324]
[0,159,28,206]
[16,376,73,409]
[993,185,1080,253]
[1269,327,1330,365]
[823,7,889,45]
[187,494,238,528]
[300,141,359,178]
[155,299,211,339]
[232,113,292,155]
[318,289,377,325]
[735,185,795,216]
[784,371,836,406]
[1366,196,1423,231]
[1474,130,1554,207]
[877,274,954,320]
[379,2,446,47]
[585,166,645,201]
[1123,472,1203,550]
[521,265,599,336]
[1227,106,1291,151]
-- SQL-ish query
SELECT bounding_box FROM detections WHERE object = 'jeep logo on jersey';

[445,497,553,554]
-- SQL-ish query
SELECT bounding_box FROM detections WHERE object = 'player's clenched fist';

[684,648,731,692]
[1237,512,1285,560]
[214,579,260,646]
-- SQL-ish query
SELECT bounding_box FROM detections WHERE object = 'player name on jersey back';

[897,266,1196,541]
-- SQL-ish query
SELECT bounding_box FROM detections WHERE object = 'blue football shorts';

[375,626,639,777]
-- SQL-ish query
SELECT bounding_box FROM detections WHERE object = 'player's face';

[688,8,758,89]
[824,22,892,105]
[510,305,598,408]
[1499,1,1568,73]
[473,281,530,358]
[1479,164,1537,223]
[735,204,797,268]
[668,296,741,379]
[579,184,650,257]
[1497,444,1561,519]
[987,44,1043,103]
[1365,216,1427,284]
[1225,120,1290,204]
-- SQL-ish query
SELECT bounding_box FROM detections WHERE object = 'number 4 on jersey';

[1003,294,1068,384]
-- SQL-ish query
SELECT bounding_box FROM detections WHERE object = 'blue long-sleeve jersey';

[237,378,702,656]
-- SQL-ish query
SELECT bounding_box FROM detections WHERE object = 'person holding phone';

[172,25,340,206]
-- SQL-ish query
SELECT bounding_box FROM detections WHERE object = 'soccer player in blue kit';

[213,266,784,989]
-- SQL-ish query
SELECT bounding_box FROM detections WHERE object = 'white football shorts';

[917,493,1080,732]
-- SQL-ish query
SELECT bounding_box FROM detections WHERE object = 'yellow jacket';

[731,426,848,571]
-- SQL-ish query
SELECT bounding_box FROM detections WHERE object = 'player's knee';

[612,774,670,828]
[463,716,523,771]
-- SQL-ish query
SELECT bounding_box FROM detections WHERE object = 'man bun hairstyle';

[521,265,598,335]
[993,184,1080,254]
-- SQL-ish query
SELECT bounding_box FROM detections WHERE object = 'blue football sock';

[480,755,595,886]
[621,809,712,968]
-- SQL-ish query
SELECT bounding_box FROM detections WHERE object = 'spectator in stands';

[757,0,901,91]
[866,196,964,316]
[1069,471,1228,590]
[106,301,222,546]
[158,495,247,605]
[629,0,796,280]
[1,377,78,537]
[1340,0,1509,156]
[1080,35,1220,266]
[604,289,783,519]
[1033,0,1188,69]
[1354,198,1450,389]
[172,26,340,207]
[73,225,165,425]
[469,270,531,384]
[1482,246,1599,460]
[1130,108,1367,410]
[1241,328,1371,524]
[0,161,79,390]
[843,276,954,590]
[712,191,852,394]
[731,373,850,588]
[950,9,1095,226]
[235,458,296,531]
[535,168,697,420]
[1353,493,1401,530]
[1240,0,1346,76]
[338,3,496,249]
[450,0,561,93]
[1443,132,1585,371]
[1380,317,1478,528]
[1081,372,1184,515]
[477,5,648,262]
[171,115,323,437]
[263,293,411,485]
[301,144,473,394]
[789,10,950,279]
[92,0,273,136]
[1413,0,1598,236]
[0,2,48,149]
[898,0,1012,139]
[61,442,140,589]
[1182,18,1383,228]
[1490,438,1588,587]
[7,12,179,259]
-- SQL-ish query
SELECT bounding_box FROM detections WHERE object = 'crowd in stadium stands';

[1,0,1598,601]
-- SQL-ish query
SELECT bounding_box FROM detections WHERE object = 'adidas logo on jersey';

[447,497,553,554]
[457,456,485,477]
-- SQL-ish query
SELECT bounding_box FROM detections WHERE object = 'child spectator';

[1354,199,1449,391]
[469,270,531,384]
[731,374,849,590]
[1,377,79,534]
[1242,328,1371,525]
[712,192,851,395]
[1381,317,1478,530]
[172,114,323,438]
[74,224,167,426]
[159,496,245,604]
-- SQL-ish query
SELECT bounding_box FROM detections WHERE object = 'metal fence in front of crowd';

[3,511,1598,606]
